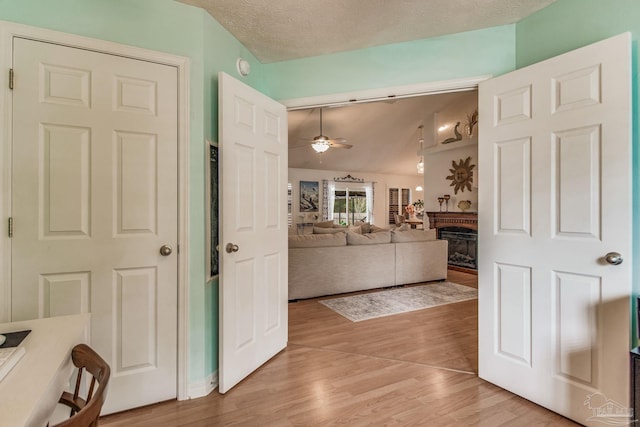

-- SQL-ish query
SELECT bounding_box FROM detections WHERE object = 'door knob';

[226,243,239,253]
[605,252,623,265]
[159,245,173,256]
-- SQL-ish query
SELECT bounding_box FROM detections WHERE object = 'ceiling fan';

[294,108,352,153]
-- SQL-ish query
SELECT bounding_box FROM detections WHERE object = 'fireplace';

[439,227,477,270]
[426,211,478,274]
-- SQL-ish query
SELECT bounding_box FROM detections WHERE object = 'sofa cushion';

[314,226,343,234]
[346,230,391,245]
[288,232,347,248]
[391,229,437,243]
[315,220,335,228]
[314,225,361,234]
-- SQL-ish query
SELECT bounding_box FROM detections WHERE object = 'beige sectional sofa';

[288,227,448,300]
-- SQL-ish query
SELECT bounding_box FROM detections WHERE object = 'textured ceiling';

[177,0,557,63]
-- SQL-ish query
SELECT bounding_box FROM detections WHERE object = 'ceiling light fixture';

[416,185,424,192]
[311,138,330,153]
[417,124,425,175]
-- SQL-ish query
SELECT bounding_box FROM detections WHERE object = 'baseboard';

[188,370,218,399]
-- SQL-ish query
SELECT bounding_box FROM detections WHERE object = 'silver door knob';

[159,245,173,256]
[226,243,239,253]
[605,252,623,265]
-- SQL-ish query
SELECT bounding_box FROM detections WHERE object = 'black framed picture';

[208,141,219,278]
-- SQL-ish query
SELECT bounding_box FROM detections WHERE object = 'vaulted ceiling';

[288,90,478,176]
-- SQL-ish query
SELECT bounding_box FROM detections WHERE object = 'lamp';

[416,185,423,191]
[417,124,425,175]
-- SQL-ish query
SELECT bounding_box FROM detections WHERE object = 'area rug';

[319,282,477,322]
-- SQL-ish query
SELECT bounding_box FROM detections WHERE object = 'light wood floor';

[101,271,578,426]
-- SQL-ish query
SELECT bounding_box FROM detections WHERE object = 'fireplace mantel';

[426,211,478,230]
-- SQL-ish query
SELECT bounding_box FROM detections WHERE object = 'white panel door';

[219,72,288,393]
[478,33,631,425]
[11,37,178,413]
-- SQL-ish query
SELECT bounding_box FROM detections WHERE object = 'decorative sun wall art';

[446,157,476,194]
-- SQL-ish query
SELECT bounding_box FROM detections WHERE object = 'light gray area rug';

[319,282,477,322]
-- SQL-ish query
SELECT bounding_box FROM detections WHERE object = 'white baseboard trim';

[187,370,218,399]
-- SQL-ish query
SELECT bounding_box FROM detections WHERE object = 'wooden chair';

[50,344,111,427]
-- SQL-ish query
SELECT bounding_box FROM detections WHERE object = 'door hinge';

[8,217,13,238]
[9,68,13,90]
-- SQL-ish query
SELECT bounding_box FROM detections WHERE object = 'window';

[328,182,372,225]
[333,189,367,224]
[389,188,410,224]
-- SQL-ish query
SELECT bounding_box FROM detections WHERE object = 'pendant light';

[417,124,425,175]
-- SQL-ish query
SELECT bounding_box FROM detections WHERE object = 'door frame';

[281,75,491,110]
[0,20,191,400]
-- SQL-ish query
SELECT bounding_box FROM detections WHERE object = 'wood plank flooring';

[100,271,578,426]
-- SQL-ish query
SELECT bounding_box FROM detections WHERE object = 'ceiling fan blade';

[328,141,353,149]
[328,137,347,143]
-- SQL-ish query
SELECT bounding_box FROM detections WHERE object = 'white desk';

[0,314,90,427]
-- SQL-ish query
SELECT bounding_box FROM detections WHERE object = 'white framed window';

[328,182,373,225]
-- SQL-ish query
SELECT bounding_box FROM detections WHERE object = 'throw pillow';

[288,232,347,248]
[348,225,362,234]
[369,225,389,233]
[353,220,372,233]
[346,230,391,245]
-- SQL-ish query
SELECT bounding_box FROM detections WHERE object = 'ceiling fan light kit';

[311,138,331,153]
[298,108,352,153]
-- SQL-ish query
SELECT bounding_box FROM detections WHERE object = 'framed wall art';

[299,180,319,212]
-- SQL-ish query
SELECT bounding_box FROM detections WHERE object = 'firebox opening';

[438,226,478,270]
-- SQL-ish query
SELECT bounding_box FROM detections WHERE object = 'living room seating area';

[288,222,448,300]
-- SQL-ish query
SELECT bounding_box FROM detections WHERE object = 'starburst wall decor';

[446,157,475,194]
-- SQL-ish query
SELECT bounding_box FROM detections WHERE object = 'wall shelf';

[423,137,477,155]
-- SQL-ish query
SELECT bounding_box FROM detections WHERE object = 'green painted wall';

[515,0,640,346]
[262,25,516,101]
[0,0,264,385]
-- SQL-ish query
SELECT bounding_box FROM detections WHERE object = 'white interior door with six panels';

[478,33,631,426]
[11,37,179,413]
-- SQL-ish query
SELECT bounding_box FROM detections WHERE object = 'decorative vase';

[458,200,472,212]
